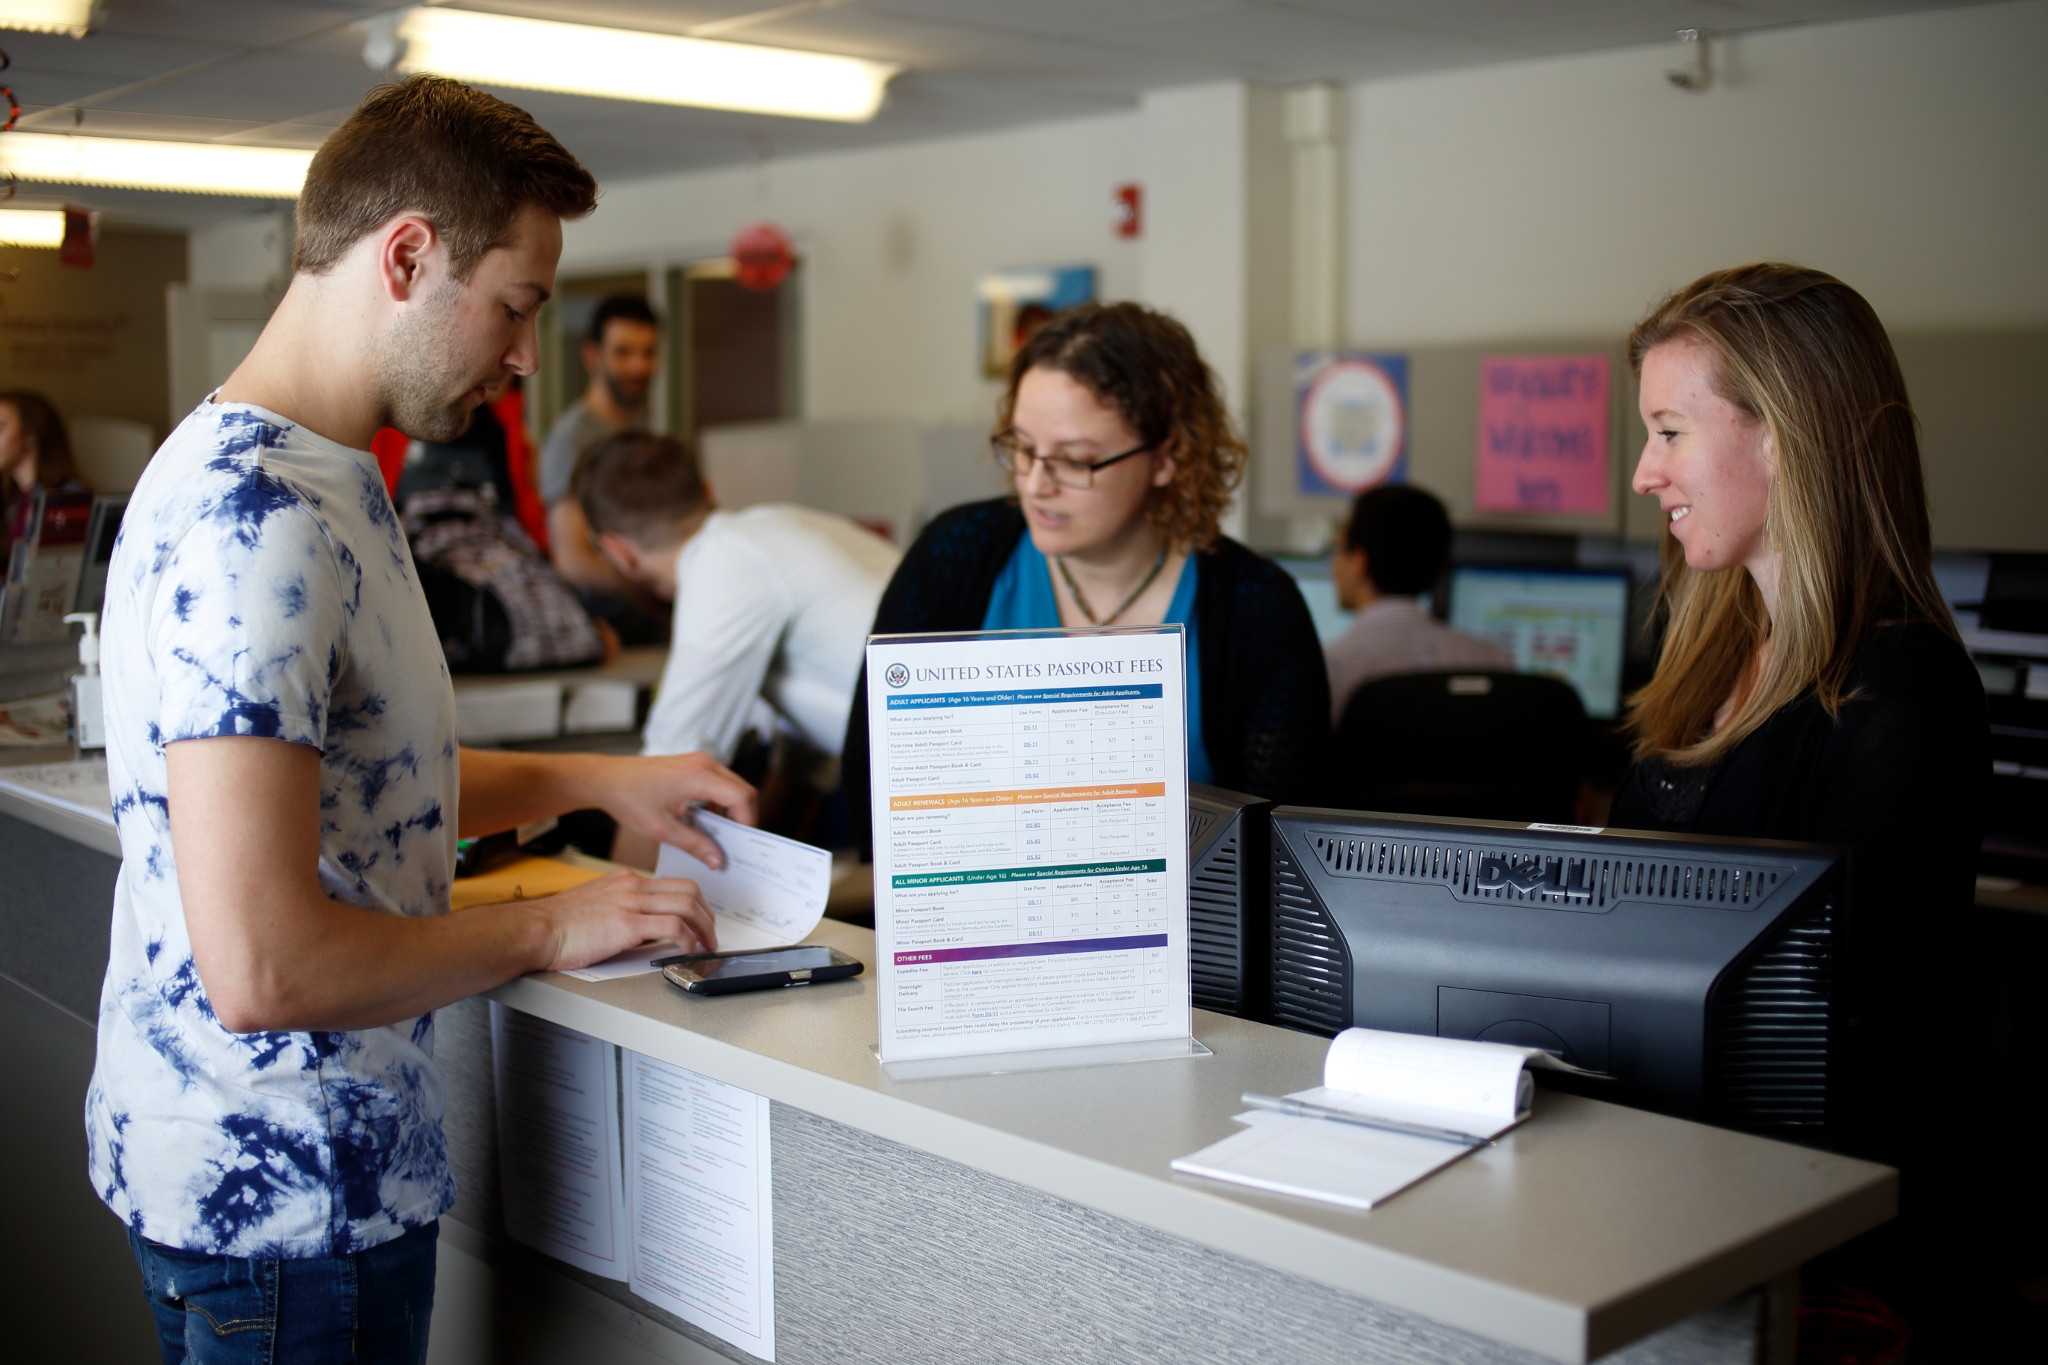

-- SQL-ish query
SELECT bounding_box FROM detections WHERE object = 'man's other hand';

[593,751,757,869]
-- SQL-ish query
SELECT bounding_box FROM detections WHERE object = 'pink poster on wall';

[1475,354,1611,515]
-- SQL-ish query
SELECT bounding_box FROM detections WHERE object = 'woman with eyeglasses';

[841,302,1330,855]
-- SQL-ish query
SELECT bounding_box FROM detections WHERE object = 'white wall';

[1344,1,2048,345]
[561,113,1141,430]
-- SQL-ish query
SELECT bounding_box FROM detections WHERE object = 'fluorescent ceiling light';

[0,1,97,38]
[0,208,65,247]
[0,133,313,197]
[393,7,900,123]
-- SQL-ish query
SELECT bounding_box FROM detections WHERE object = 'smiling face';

[1633,336,1775,580]
[379,201,561,443]
[1010,366,1174,559]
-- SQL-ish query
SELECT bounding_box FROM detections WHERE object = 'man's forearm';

[458,747,608,838]
[218,892,554,1032]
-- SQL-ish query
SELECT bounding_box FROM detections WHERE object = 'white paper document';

[1171,1028,1569,1211]
[562,812,832,981]
[489,1004,629,1280]
[865,627,1193,1063]
[625,1051,775,1361]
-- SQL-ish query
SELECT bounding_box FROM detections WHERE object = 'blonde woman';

[842,302,1329,855]
[1612,264,1986,1167]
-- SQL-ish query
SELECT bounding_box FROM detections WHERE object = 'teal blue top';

[981,535,1213,784]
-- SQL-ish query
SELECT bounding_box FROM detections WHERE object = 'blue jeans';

[126,1220,438,1365]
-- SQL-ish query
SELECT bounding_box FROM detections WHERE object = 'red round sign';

[731,221,795,291]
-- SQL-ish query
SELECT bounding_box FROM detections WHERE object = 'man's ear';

[593,529,641,578]
[377,214,439,304]
[582,338,603,372]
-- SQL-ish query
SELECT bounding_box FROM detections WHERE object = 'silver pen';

[1239,1093,1492,1149]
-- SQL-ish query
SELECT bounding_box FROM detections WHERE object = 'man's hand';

[457,748,756,859]
[534,868,717,969]
[594,750,756,869]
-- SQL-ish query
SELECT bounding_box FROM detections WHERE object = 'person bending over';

[575,430,901,867]
[540,293,660,602]
[89,77,755,1365]
[842,301,1329,856]
[1324,483,1509,725]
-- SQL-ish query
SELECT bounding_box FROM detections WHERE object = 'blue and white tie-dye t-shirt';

[86,400,461,1259]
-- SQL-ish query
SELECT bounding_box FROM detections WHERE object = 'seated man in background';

[1325,483,1510,725]
[541,294,663,620]
[575,431,902,864]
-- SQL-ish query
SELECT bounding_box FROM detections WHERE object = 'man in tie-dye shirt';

[88,77,753,1365]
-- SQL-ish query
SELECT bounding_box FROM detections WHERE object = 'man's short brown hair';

[294,75,597,280]
[574,432,711,545]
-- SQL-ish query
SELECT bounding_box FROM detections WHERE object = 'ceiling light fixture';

[388,7,900,124]
[0,206,63,246]
[0,132,313,196]
[0,1,97,38]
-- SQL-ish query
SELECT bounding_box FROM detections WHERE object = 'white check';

[561,811,833,981]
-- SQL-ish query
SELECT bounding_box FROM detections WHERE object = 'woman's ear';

[1150,438,1179,489]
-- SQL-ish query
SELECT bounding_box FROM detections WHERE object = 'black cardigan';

[1611,620,1987,1159]
[842,499,1331,857]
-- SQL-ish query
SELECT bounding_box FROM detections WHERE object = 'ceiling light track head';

[1667,28,1712,93]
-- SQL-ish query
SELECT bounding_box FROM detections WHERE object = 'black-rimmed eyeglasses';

[991,433,1156,490]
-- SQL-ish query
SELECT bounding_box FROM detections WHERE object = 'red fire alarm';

[731,221,795,291]
[59,205,94,269]
[1113,183,1142,239]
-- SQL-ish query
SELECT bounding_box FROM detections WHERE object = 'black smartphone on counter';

[656,945,864,996]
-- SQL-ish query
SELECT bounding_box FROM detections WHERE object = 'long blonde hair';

[1625,264,1954,765]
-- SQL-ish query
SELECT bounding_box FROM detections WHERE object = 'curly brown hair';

[994,302,1245,551]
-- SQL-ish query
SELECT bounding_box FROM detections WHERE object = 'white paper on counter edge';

[624,1051,776,1361]
[489,1003,628,1280]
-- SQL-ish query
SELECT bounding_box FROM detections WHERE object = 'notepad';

[1171,1028,1575,1211]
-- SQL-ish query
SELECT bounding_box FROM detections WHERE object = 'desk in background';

[451,644,667,747]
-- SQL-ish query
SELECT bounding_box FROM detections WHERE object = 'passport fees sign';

[865,627,1193,1064]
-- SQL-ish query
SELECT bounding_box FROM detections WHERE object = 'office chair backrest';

[1334,670,1588,824]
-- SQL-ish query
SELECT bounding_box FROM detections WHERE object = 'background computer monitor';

[1272,555,1356,645]
[1447,565,1630,719]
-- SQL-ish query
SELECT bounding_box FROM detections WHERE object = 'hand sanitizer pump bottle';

[62,611,105,759]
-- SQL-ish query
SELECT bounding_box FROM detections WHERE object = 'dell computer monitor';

[1447,565,1629,719]
[1266,807,1846,1141]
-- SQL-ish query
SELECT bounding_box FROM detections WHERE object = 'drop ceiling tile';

[931,30,1238,89]
[1474,2,1803,52]
[861,0,1247,43]
[1104,5,1521,80]
[0,30,236,79]
[88,78,365,126]
[21,108,280,141]
[86,0,384,47]
[723,7,1017,62]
